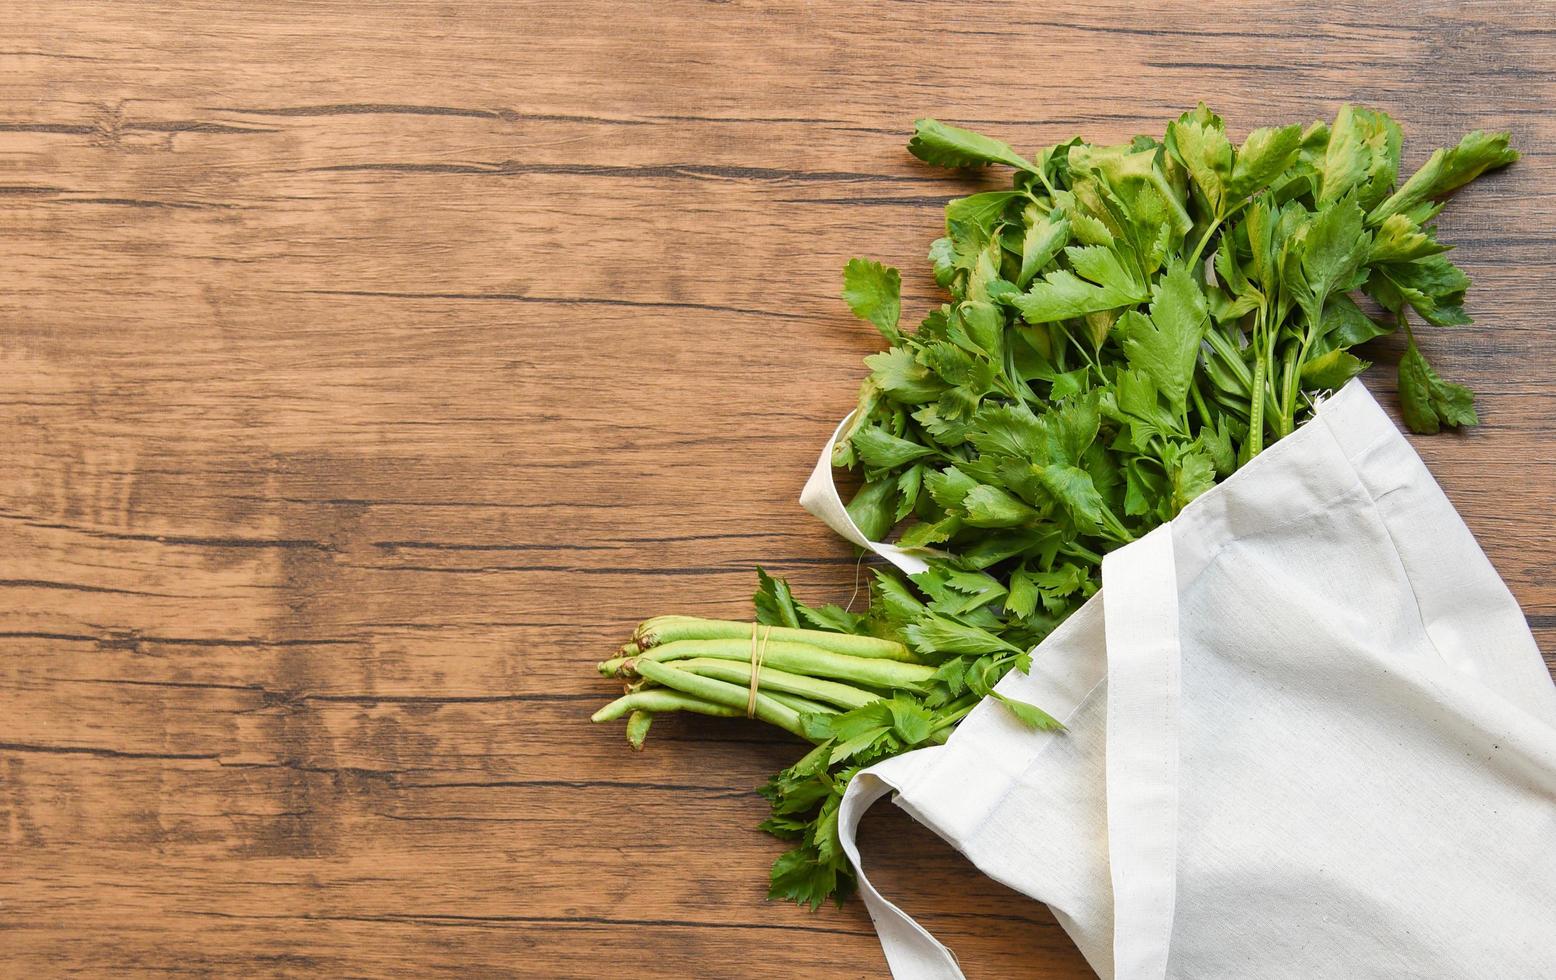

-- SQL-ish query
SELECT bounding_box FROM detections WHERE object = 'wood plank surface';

[2,2,1552,976]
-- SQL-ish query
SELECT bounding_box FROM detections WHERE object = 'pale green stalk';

[635,616,916,662]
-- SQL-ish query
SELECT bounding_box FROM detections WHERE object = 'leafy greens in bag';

[592,105,1517,908]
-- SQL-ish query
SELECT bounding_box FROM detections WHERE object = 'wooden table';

[4,3,1552,976]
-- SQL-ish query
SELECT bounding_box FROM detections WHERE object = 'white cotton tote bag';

[800,379,1556,979]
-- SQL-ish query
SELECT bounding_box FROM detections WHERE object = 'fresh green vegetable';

[593,105,1516,908]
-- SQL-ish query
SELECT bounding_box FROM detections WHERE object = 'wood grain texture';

[1,2,1552,976]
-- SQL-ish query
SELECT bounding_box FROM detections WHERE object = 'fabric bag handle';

[838,749,967,979]
[1100,524,1182,980]
[800,413,932,576]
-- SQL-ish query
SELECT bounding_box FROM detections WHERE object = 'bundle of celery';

[593,105,1516,908]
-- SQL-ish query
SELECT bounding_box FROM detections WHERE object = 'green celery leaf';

[1082,309,1119,349]
[929,230,983,288]
[1368,212,1446,263]
[919,340,991,388]
[932,657,970,696]
[995,693,1066,731]
[1038,463,1105,530]
[953,301,1005,359]
[811,796,844,861]
[1045,393,1102,466]
[1005,568,1039,618]
[847,479,898,542]
[757,814,808,840]
[1366,253,1472,326]
[1228,124,1304,199]
[945,191,1021,236]
[1060,194,1117,247]
[1111,366,1183,444]
[866,347,947,403]
[968,402,1045,459]
[829,725,892,765]
[957,528,1060,570]
[964,656,1004,697]
[1319,293,1395,350]
[1024,564,1092,613]
[1116,261,1209,411]
[831,380,882,469]
[1012,245,1148,324]
[1166,444,1216,513]
[924,465,979,510]
[1123,458,1167,517]
[895,464,924,522]
[827,701,893,742]
[1398,340,1478,434]
[768,845,852,910]
[754,567,801,629]
[936,568,1009,611]
[961,485,1040,527]
[841,258,902,343]
[853,426,935,470]
[1294,198,1370,314]
[1166,116,1233,217]
[1208,287,1260,324]
[886,695,934,744]
[1300,348,1369,389]
[904,613,1017,656]
[1242,196,1281,292]
[1317,105,1401,210]
[909,118,1033,170]
[1214,229,1253,295]
[799,603,865,635]
[872,569,929,625]
[912,402,975,446]
[1317,106,1371,206]
[1049,367,1088,400]
[1068,142,1192,272]
[896,515,961,548]
[1197,418,1237,477]
[928,236,961,287]
[1372,129,1518,223]
[1019,206,1071,288]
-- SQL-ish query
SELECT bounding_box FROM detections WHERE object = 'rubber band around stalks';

[747,624,772,718]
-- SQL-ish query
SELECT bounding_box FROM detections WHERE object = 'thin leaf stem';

[1248,303,1268,455]
[1186,199,1251,271]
